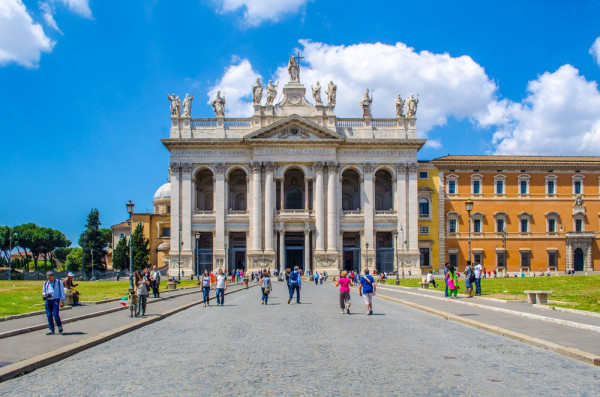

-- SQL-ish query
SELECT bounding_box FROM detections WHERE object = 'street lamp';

[365,242,369,272]
[126,200,135,291]
[465,198,474,263]
[401,226,406,279]
[90,247,95,281]
[393,231,399,285]
[224,242,228,273]
[178,226,182,281]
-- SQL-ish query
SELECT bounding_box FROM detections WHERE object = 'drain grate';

[487,379,502,383]
[442,356,457,360]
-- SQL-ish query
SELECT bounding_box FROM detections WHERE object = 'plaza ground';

[0,281,597,396]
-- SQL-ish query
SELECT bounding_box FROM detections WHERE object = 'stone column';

[304,178,309,210]
[181,163,193,255]
[407,163,419,253]
[279,228,285,272]
[304,226,310,273]
[363,163,374,260]
[280,178,285,210]
[169,162,181,256]
[396,163,407,237]
[214,163,226,260]
[264,162,274,253]
[250,162,262,252]
[314,162,325,252]
[327,162,339,252]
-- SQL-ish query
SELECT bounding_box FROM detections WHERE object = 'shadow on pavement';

[59,332,87,336]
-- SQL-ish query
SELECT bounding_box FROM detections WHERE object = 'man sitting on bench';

[426,271,438,288]
[63,272,81,305]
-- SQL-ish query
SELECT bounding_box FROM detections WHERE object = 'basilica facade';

[162,63,425,277]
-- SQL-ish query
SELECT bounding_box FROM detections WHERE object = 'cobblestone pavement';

[1,282,598,396]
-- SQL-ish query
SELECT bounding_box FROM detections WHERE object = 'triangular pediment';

[244,115,344,141]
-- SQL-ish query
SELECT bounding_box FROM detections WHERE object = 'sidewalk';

[370,284,600,365]
[0,283,253,380]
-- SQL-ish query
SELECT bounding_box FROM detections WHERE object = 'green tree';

[79,209,110,273]
[54,247,73,264]
[39,228,71,272]
[131,223,150,270]
[0,226,16,264]
[13,223,44,272]
[65,248,83,271]
[112,236,130,271]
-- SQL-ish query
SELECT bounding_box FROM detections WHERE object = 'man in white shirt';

[42,271,65,335]
[473,260,483,296]
[215,268,227,306]
[426,271,437,288]
[150,266,161,298]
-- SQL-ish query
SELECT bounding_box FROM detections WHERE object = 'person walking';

[201,269,211,307]
[359,269,376,315]
[473,259,483,296]
[464,260,474,298]
[43,271,65,335]
[336,271,353,314]
[446,265,459,298]
[150,265,161,298]
[215,268,227,305]
[314,272,319,285]
[443,262,450,297]
[260,271,272,305]
[135,270,150,316]
[288,266,302,304]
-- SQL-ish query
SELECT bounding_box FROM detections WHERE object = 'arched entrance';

[573,248,584,272]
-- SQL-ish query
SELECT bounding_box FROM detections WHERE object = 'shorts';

[465,280,473,289]
[362,292,373,305]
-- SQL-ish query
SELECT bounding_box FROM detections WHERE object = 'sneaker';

[347,309,350,314]
[369,310,373,315]
[58,327,63,333]
[297,301,301,304]
[341,311,345,314]
[46,330,55,335]
[261,301,264,305]
[288,298,291,304]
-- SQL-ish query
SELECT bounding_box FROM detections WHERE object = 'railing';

[227,210,248,215]
[194,210,214,215]
[336,119,365,129]
[376,210,397,216]
[372,119,397,128]
[224,119,252,129]
[278,209,310,214]
[343,210,364,216]
[191,119,218,129]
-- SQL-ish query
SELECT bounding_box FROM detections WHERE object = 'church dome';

[153,182,171,201]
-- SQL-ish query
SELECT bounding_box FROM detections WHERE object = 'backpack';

[467,266,476,283]
[290,271,299,285]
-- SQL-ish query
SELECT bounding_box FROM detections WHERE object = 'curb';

[0,285,256,383]
[374,292,600,367]
[376,286,600,334]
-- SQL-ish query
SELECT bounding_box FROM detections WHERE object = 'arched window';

[419,198,429,218]
[285,187,303,209]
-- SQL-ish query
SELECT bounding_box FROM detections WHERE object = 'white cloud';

[208,58,261,116]
[39,1,62,33]
[214,0,309,26]
[39,0,92,33]
[590,36,600,66]
[492,65,600,155]
[0,0,54,68]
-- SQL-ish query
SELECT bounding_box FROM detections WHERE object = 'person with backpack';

[288,266,302,304]
[464,260,475,298]
[359,269,376,315]
[260,270,272,305]
[336,271,353,314]
[42,271,65,335]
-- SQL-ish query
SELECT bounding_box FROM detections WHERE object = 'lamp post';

[8,229,12,281]
[393,231,399,285]
[401,226,406,279]
[365,242,369,272]
[126,200,135,291]
[178,226,182,281]
[465,198,474,263]
[90,248,95,281]
[224,242,228,273]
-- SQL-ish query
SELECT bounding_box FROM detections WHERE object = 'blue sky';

[1,0,600,245]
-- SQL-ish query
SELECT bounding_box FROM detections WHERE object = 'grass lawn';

[0,279,200,317]
[382,275,600,313]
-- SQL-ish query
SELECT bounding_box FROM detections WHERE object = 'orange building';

[433,156,600,273]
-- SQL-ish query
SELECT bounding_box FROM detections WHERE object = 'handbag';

[264,285,270,294]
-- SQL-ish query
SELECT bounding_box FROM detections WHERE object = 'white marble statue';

[288,56,300,83]
[406,94,419,118]
[575,194,584,206]
[361,89,373,118]
[182,93,194,117]
[312,81,323,106]
[395,94,405,117]
[326,81,337,107]
[266,80,279,105]
[252,78,263,105]
[211,91,226,117]
[167,93,181,116]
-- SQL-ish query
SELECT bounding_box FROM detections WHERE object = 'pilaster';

[314,162,325,253]
[264,162,275,256]
[214,163,226,266]
[363,163,374,262]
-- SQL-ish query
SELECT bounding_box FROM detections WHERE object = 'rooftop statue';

[406,94,419,118]
[395,94,405,118]
[182,93,194,117]
[361,89,373,118]
[326,81,337,108]
[167,93,181,116]
[288,55,300,83]
[266,80,279,105]
[312,81,323,106]
[252,78,263,105]
[211,91,226,117]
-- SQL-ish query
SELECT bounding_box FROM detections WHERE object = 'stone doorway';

[574,248,584,272]
[343,232,361,272]
[285,232,304,270]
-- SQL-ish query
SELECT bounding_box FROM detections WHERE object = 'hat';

[46,271,55,276]
[294,266,299,270]
[67,272,74,277]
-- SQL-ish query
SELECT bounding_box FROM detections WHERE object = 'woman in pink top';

[336,271,353,314]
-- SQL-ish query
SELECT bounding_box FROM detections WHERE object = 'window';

[496,252,506,268]
[419,171,429,179]
[118,233,125,239]
[161,227,171,237]
[518,174,530,195]
[473,219,481,233]
[548,218,556,233]
[496,180,504,194]
[547,180,554,195]
[496,218,505,233]
[449,253,458,268]
[546,212,559,234]
[518,212,531,234]
[471,174,483,195]
[473,253,482,266]
[449,219,457,233]
[548,251,557,269]
[420,248,430,267]
[419,198,430,218]
[575,219,583,232]
[167,206,171,213]
[572,175,584,195]
[520,219,528,233]
[447,175,458,195]
[419,226,430,235]
[520,251,530,268]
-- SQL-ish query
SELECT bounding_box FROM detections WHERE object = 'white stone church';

[163,58,425,276]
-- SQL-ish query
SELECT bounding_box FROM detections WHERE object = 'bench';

[419,282,430,289]
[167,281,177,290]
[64,292,75,306]
[524,290,553,304]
